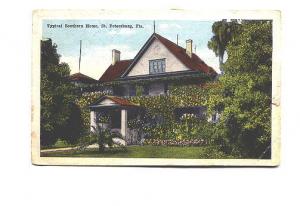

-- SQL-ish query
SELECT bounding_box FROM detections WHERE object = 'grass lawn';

[41,145,234,159]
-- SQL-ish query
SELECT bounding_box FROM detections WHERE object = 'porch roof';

[89,95,139,109]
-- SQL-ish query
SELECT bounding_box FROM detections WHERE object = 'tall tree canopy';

[207,19,240,73]
[208,20,272,158]
[40,39,82,146]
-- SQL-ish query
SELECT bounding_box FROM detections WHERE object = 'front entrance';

[91,108,141,145]
[110,110,121,129]
[89,95,144,145]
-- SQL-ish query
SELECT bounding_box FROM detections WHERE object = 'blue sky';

[43,19,219,79]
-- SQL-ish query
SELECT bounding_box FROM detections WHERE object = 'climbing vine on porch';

[75,92,107,130]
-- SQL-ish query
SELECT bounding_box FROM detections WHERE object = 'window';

[143,85,149,96]
[149,59,166,74]
[128,85,136,96]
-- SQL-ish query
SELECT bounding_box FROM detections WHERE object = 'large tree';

[40,39,82,146]
[208,20,272,158]
[208,19,240,73]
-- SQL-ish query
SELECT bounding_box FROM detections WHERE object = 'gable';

[126,38,189,77]
[91,96,139,107]
[97,97,116,106]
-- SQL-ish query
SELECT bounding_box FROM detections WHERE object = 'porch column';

[90,110,97,132]
[121,109,128,138]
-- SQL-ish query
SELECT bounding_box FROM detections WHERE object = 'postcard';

[32,10,281,166]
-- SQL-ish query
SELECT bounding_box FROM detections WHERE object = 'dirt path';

[40,143,99,153]
[40,146,78,153]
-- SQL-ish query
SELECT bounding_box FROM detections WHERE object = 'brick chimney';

[186,39,193,58]
[112,49,120,65]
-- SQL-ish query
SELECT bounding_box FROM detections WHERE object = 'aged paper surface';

[32,10,281,166]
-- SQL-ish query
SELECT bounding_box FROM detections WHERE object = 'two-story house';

[89,32,217,144]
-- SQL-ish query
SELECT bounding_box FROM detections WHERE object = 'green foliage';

[41,138,76,150]
[143,139,206,146]
[208,20,241,69]
[207,20,272,158]
[92,124,123,152]
[136,85,144,96]
[75,92,106,130]
[169,84,209,107]
[197,145,239,159]
[176,115,214,141]
[40,39,78,146]
[129,84,209,120]
[129,84,212,140]
[130,95,176,122]
[60,102,84,144]
[77,134,98,151]
[73,80,214,145]
[127,86,215,141]
[98,115,111,124]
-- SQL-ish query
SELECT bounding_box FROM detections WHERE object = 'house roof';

[99,33,217,82]
[69,72,98,84]
[153,33,216,75]
[91,95,139,107]
[99,59,133,82]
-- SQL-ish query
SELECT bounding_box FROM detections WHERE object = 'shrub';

[91,124,124,152]
[77,134,98,151]
[143,120,215,143]
[198,146,238,159]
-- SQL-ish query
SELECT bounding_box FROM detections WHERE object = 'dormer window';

[149,59,166,74]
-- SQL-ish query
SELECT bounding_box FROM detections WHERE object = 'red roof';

[99,59,133,82]
[154,33,217,75]
[99,33,217,82]
[94,96,139,107]
[69,72,97,83]
[106,96,138,107]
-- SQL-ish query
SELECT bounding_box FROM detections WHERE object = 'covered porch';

[89,96,143,145]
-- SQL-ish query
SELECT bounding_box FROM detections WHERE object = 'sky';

[42,20,220,79]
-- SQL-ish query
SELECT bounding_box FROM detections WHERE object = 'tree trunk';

[219,54,224,74]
